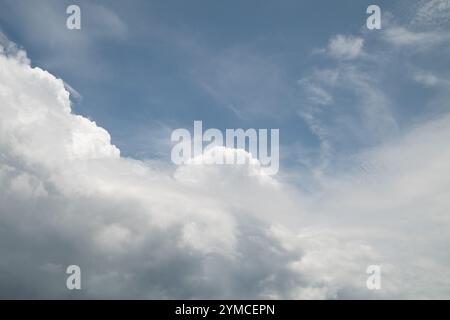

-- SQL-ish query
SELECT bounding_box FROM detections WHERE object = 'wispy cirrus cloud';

[384,26,450,48]
[411,0,450,27]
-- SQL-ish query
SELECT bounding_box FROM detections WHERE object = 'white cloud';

[413,70,450,88]
[298,80,334,106]
[1,35,450,299]
[327,35,364,60]
[298,61,398,173]
[414,72,440,87]
[384,26,449,48]
[0,39,362,298]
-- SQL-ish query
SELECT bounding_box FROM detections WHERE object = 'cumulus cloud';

[1,34,450,299]
[0,37,365,299]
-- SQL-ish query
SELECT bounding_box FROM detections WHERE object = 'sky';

[0,0,450,299]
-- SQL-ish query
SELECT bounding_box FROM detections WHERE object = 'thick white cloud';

[0,35,449,299]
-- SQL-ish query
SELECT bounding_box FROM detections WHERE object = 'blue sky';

[1,0,450,299]
[2,0,443,171]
